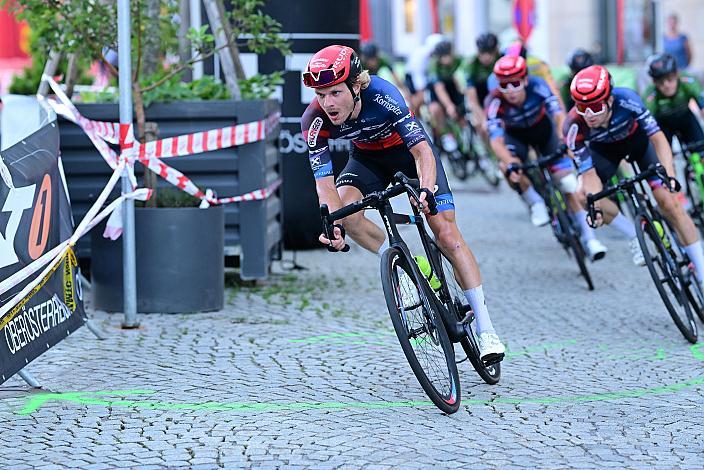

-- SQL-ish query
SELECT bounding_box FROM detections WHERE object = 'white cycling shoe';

[477,332,506,363]
[629,237,646,266]
[530,202,550,227]
[585,238,608,262]
[398,271,421,309]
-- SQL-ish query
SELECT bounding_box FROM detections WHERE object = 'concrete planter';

[91,205,224,313]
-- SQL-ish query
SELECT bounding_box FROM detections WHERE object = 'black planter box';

[91,206,225,313]
[59,99,281,280]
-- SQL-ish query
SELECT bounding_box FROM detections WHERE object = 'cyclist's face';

[315,83,354,125]
[500,79,527,105]
[478,52,496,66]
[582,97,613,128]
[439,54,453,66]
[655,73,678,97]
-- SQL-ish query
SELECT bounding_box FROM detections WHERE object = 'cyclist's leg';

[334,154,388,253]
[642,140,704,280]
[395,145,501,342]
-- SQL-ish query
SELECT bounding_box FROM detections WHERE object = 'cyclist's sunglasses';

[497,80,524,92]
[302,68,345,88]
[575,101,607,116]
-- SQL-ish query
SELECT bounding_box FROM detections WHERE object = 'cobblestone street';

[2,177,703,468]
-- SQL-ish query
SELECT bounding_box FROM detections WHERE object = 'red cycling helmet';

[303,45,362,90]
[570,65,612,104]
[493,55,527,82]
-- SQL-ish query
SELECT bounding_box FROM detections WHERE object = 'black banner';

[0,122,86,384]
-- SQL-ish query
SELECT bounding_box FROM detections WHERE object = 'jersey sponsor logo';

[373,93,403,115]
[331,47,350,71]
[405,121,420,132]
[566,123,579,149]
[619,98,644,114]
[307,117,324,147]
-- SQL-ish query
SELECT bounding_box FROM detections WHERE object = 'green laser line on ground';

[14,344,704,415]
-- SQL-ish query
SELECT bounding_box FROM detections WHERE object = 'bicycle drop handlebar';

[585,164,678,229]
[319,172,438,253]
[505,143,570,177]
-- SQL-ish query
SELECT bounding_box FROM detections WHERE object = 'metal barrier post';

[118,0,139,329]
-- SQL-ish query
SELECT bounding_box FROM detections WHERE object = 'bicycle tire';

[684,169,704,236]
[380,247,461,413]
[430,243,501,385]
[636,214,698,343]
[446,150,469,181]
[662,216,704,324]
[555,204,594,290]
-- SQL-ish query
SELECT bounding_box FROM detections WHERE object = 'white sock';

[572,210,595,241]
[609,213,637,239]
[521,186,544,207]
[684,241,704,282]
[375,239,389,257]
[464,285,495,335]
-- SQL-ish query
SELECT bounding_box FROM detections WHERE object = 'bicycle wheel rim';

[637,215,698,343]
[381,248,460,413]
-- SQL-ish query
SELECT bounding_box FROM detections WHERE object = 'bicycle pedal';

[482,353,504,366]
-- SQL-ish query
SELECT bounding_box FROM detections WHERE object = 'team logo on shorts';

[308,117,324,147]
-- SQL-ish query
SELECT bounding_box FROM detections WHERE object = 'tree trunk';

[65,53,79,98]
[178,0,192,82]
[37,50,62,96]
[142,0,162,77]
[203,0,243,100]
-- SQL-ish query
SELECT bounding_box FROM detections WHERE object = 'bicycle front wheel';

[380,247,461,413]
[556,205,594,290]
[636,214,698,343]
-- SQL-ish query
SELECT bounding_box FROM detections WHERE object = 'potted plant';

[4,0,288,312]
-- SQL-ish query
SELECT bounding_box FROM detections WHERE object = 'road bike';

[320,173,501,414]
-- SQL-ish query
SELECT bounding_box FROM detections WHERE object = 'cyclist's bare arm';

[553,111,566,140]
[410,141,437,202]
[315,176,346,248]
[650,131,676,179]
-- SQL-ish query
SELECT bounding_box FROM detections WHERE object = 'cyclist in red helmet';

[564,65,704,282]
[485,55,607,260]
[301,45,505,361]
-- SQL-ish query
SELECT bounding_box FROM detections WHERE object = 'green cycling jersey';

[643,73,704,120]
[428,56,463,84]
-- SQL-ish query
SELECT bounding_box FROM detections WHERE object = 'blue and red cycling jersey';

[484,76,562,141]
[301,76,427,179]
[563,88,661,173]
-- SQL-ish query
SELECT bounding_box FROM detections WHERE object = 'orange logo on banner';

[28,174,52,260]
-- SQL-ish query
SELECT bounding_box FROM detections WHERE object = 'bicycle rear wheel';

[555,205,594,290]
[380,247,461,413]
[431,243,501,385]
[636,214,698,343]
[446,149,469,181]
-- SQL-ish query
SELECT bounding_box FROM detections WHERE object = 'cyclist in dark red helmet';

[564,65,704,282]
[301,45,505,361]
[485,55,606,259]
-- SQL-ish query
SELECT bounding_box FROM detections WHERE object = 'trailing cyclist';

[464,32,500,143]
[565,65,704,283]
[485,55,608,260]
[359,43,407,93]
[561,48,595,111]
[643,53,704,148]
[427,39,468,153]
[404,34,446,117]
[300,45,505,361]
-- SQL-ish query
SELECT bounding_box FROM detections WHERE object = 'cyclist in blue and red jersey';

[300,45,505,361]
[485,55,607,260]
[564,65,704,281]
